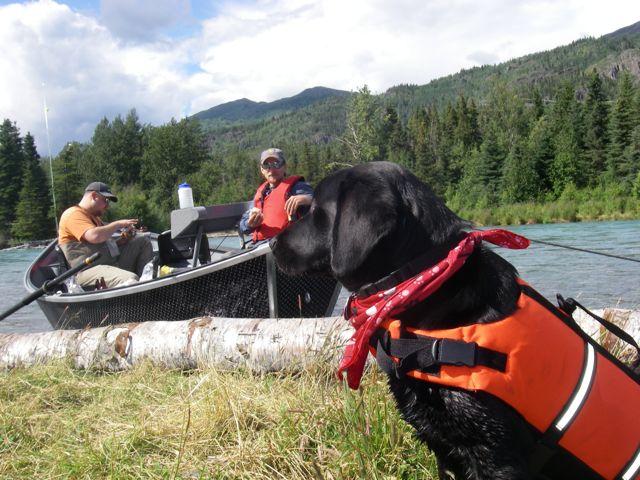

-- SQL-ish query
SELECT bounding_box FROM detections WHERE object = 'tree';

[501,141,539,203]
[527,116,555,194]
[550,128,581,196]
[140,118,209,213]
[583,71,609,179]
[622,125,640,180]
[342,86,381,163]
[379,107,411,169]
[86,110,146,186]
[477,127,504,196]
[11,133,54,240]
[0,119,24,230]
[52,142,84,219]
[607,72,637,178]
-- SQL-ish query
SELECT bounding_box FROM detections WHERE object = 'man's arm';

[238,209,254,235]
[82,219,138,244]
[284,180,314,217]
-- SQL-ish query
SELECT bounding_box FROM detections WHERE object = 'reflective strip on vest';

[555,343,596,432]
[621,447,640,480]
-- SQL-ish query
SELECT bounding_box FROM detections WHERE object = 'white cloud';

[1,0,640,155]
[0,0,196,154]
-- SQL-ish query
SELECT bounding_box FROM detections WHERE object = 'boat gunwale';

[25,240,273,305]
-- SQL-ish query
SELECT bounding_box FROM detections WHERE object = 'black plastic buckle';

[556,294,577,315]
[437,339,477,367]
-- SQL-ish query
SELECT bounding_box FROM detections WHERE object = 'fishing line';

[527,238,640,264]
[473,228,640,264]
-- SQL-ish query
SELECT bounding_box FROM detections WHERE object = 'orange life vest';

[370,281,640,480]
[252,175,303,242]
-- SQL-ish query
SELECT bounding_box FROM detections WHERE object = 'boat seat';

[54,245,70,275]
[157,230,210,267]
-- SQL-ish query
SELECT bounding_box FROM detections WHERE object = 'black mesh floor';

[38,254,339,330]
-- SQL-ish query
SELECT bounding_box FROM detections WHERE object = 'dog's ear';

[330,177,396,283]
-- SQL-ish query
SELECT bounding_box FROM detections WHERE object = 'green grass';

[456,195,640,226]
[0,361,437,479]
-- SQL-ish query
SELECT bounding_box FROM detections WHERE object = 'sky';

[1,0,640,155]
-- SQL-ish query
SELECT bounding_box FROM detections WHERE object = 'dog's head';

[271,161,469,291]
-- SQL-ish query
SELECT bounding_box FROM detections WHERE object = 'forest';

[1,69,639,247]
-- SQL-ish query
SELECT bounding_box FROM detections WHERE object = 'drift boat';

[24,202,341,330]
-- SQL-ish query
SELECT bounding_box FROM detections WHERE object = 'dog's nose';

[269,236,278,251]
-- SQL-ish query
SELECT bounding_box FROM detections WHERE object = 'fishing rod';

[0,252,100,322]
[42,83,58,232]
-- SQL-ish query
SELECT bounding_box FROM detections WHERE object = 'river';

[0,220,638,335]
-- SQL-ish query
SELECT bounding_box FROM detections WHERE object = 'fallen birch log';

[0,309,638,372]
[0,316,353,371]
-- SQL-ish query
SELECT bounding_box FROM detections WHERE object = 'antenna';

[42,83,58,232]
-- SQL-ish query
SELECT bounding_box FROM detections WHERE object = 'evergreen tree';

[455,148,489,208]
[140,118,209,213]
[0,119,24,231]
[52,142,84,219]
[86,110,145,186]
[380,107,411,169]
[622,125,640,179]
[531,88,545,121]
[550,128,580,196]
[528,116,555,194]
[11,133,53,240]
[477,127,504,195]
[501,141,539,203]
[607,72,637,178]
[583,71,609,179]
[454,94,481,149]
[343,86,381,163]
[438,104,458,185]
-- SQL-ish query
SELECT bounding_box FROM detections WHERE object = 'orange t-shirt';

[58,206,103,245]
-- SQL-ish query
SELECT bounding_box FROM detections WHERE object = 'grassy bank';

[0,361,436,479]
[455,195,640,226]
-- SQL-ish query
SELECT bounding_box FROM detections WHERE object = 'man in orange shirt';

[58,182,153,288]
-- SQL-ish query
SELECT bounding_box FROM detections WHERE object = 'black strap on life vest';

[558,294,640,371]
[370,329,507,379]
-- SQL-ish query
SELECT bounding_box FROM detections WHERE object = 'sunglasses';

[261,159,284,170]
[95,193,110,204]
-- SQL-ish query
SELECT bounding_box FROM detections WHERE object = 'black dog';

[271,162,565,479]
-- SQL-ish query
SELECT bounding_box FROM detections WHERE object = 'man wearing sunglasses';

[239,148,313,243]
[57,182,153,288]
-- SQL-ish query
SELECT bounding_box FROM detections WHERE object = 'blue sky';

[1,0,640,155]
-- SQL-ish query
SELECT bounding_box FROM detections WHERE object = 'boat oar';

[0,252,101,322]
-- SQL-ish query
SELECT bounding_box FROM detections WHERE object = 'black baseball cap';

[85,182,118,202]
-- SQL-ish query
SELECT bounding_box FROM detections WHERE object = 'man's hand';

[284,195,312,218]
[114,219,138,230]
[82,218,138,244]
[247,208,263,228]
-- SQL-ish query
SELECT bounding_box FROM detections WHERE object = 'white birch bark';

[0,309,637,371]
[0,316,354,371]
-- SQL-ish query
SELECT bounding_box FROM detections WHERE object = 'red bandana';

[338,229,530,390]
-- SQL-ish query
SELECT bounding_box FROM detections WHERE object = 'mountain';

[192,86,350,125]
[195,21,640,153]
[383,20,640,116]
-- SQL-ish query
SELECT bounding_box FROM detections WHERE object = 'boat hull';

[27,242,341,330]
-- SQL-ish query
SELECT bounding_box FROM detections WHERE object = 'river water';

[1,220,638,335]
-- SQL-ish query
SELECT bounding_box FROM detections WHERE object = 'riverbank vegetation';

[1,69,639,247]
[0,361,436,479]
